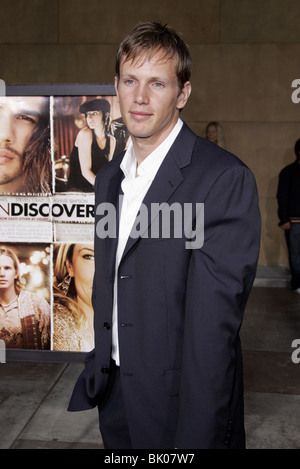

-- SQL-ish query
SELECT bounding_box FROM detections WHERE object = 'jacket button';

[103,322,111,330]
[101,367,110,374]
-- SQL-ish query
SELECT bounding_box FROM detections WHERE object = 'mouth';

[0,149,15,163]
[129,111,152,121]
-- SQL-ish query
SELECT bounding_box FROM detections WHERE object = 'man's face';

[115,50,191,152]
[0,255,17,292]
[0,96,47,193]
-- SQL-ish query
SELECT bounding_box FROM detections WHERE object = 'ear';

[65,259,74,277]
[177,81,192,110]
[114,76,120,103]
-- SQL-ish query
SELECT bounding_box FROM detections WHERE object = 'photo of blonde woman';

[52,243,95,352]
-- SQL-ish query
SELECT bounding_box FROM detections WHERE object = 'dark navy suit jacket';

[68,123,261,449]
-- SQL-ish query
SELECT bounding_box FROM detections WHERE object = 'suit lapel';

[120,123,197,262]
[105,166,124,278]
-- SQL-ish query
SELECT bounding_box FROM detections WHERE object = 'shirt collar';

[120,118,183,181]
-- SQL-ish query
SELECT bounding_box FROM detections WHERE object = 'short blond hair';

[115,22,192,91]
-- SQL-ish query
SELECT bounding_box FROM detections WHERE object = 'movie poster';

[0,88,129,355]
[0,243,51,350]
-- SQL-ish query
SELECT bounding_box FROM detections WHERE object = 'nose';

[134,84,150,105]
[0,114,15,145]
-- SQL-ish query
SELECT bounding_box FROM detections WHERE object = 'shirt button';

[103,322,111,330]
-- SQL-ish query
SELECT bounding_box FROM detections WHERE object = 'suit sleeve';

[68,175,100,412]
[174,165,261,448]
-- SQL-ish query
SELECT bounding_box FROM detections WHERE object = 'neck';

[131,115,180,166]
[77,297,93,326]
[0,285,18,305]
[94,125,106,139]
[132,138,156,166]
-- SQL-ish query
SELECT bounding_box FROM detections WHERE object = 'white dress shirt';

[111,118,183,365]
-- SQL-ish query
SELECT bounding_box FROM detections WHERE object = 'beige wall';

[1,0,300,265]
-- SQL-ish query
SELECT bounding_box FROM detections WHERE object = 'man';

[0,96,51,194]
[277,139,300,293]
[0,245,50,349]
[68,22,261,449]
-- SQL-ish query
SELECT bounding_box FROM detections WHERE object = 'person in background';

[0,246,50,349]
[277,139,300,293]
[53,243,95,351]
[67,99,116,192]
[205,121,226,148]
[0,96,51,194]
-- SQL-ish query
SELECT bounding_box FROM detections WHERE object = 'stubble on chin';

[0,169,26,193]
